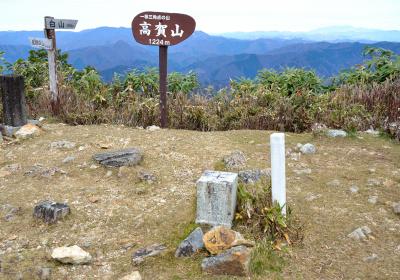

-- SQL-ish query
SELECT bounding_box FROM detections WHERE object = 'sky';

[1,0,400,32]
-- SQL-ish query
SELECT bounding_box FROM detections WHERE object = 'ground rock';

[326,129,347,138]
[175,227,204,257]
[51,245,91,264]
[33,201,70,224]
[201,246,251,277]
[132,244,166,265]
[62,156,75,164]
[305,193,321,201]
[0,125,20,137]
[223,151,246,169]
[300,143,316,154]
[15,124,41,139]
[119,271,142,280]
[365,129,380,136]
[1,204,21,222]
[146,125,160,131]
[93,148,143,167]
[393,202,400,215]
[368,196,378,204]
[326,179,341,187]
[25,164,66,178]
[363,253,378,262]
[138,170,156,184]
[238,169,270,184]
[349,186,359,193]
[367,178,381,187]
[348,226,372,240]
[50,140,76,149]
[4,163,21,173]
[203,226,254,255]
[37,267,51,280]
[28,119,43,128]
[294,168,312,175]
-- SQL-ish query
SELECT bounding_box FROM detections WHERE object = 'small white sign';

[45,18,78,29]
[29,37,53,50]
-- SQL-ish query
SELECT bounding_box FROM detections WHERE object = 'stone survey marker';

[196,170,238,228]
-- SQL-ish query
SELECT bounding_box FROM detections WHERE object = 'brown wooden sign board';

[131,11,196,128]
[132,12,196,46]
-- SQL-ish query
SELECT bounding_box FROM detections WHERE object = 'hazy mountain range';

[219,26,400,42]
[0,26,399,86]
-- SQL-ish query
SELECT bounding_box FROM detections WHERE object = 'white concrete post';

[270,133,286,216]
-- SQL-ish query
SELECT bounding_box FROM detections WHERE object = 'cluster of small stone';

[25,145,148,279]
[175,226,254,276]
[0,119,44,142]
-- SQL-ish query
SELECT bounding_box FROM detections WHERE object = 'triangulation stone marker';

[196,170,238,228]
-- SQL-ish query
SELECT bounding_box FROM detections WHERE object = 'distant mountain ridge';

[219,26,400,42]
[0,27,399,86]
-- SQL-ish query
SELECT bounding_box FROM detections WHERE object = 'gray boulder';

[33,201,70,224]
[51,245,91,264]
[348,226,372,240]
[93,148,143,167]
[175,227,204,257]
[238,169,270,184]
[201,246,251,276]
[0,125,20,137]
[326,129,348,138]
[300,143,316,154]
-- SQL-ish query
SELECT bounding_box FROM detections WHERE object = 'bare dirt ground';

[0,123,399,279]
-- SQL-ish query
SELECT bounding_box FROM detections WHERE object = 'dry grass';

[18,79,400,141]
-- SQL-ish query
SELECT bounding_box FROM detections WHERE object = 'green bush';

[1,47,398,139]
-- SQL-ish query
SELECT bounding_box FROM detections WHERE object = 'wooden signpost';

[132,12,196,128]
[29,38,53,50]
[42,16,78,115]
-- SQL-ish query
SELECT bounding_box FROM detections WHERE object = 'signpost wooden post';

[42,16,78,115]
[132,12,196,128]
